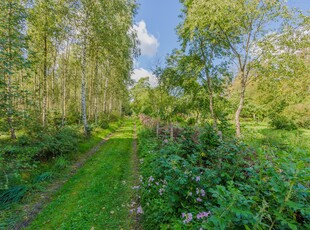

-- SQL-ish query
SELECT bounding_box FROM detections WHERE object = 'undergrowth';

[137,125,309,229]
[0,121,121,228]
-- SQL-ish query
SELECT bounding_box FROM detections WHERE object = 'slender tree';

[0,0,28,139]
[181,0,288,136]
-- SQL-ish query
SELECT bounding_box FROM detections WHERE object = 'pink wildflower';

[197,211,211,220]
[137,206,143,214]
[182,213,193,224]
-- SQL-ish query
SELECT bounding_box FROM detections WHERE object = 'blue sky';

[131,0,309,84]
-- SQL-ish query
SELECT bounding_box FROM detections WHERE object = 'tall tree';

[255,15,310,121]
[28,0,66,127]
[177,26,228,131]
[181,0,288,136]
[0,0,28,139]
[0,0,137,137]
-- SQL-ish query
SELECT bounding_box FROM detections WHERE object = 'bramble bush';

[137,125,309,229]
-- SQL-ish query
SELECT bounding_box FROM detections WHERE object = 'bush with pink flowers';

[137,126,309,229]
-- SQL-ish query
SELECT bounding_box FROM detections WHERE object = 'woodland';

[0,0,309,229]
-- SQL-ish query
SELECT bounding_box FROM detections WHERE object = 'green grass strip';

[27,121,135,230]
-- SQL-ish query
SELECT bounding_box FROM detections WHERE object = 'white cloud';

[131,68,158,87]
[134,21,159,57]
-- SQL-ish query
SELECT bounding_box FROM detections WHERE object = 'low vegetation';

[137,123,309,229]
[0,120,121,228]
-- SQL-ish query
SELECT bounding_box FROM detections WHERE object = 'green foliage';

[138,126,309,229]
[0,126,80,193]
[269,115,298,131]
[54,156,69,170]
[108,113,122,122]
[284,104,310,129]
[33,172,54,183]
[0,0,29,138]
[66,110,81,125]
[36,127,80,159]
[199,124,220,149]
[97,118,109,129]
[0,185,28,210]
[243,15,310,129]
[0,120,121,227]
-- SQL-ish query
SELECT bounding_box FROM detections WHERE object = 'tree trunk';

[108,95,112,114]
[103,77,108,113]
[94,55,99,125]
[42,32,48,127]
[81,36,88,136]
[119,100,122,116]
[88,65,93,120]
[6,70,16,139]
[74,66,78,114]
[200,39,218,131]
[51,46,57,110]
[62,40,70,127]
[61,73,66,127]
[156,122,159,138]
[207,77,218,131]
[6,5,16,139]
[235,80,246,137]
[170,122,174,140]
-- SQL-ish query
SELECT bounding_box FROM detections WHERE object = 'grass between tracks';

[27,121,135,229]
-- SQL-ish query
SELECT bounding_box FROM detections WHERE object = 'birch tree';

[0,0,28,139]
[181,0,288,136]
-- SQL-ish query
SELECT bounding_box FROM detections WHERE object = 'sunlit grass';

[78,121,120,153]
[242,121,310,151]
[27,121,135,229]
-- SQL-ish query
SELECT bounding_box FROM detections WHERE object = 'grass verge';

[242,121,310,151]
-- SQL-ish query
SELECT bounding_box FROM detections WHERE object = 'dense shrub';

[0,144,39,189]
[269,115,298,131]
[98,118,110,129]
[108,113,121,122]
[0,126,81,192]
[284,104,310,129]
[199,124,220,150]
[66,110,81,125]
[296,116,310,129]
[54,156,69,170]
[36,127,80,159]
[137,126,309,229]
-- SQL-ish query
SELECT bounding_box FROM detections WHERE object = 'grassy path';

[27,121,136,230]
